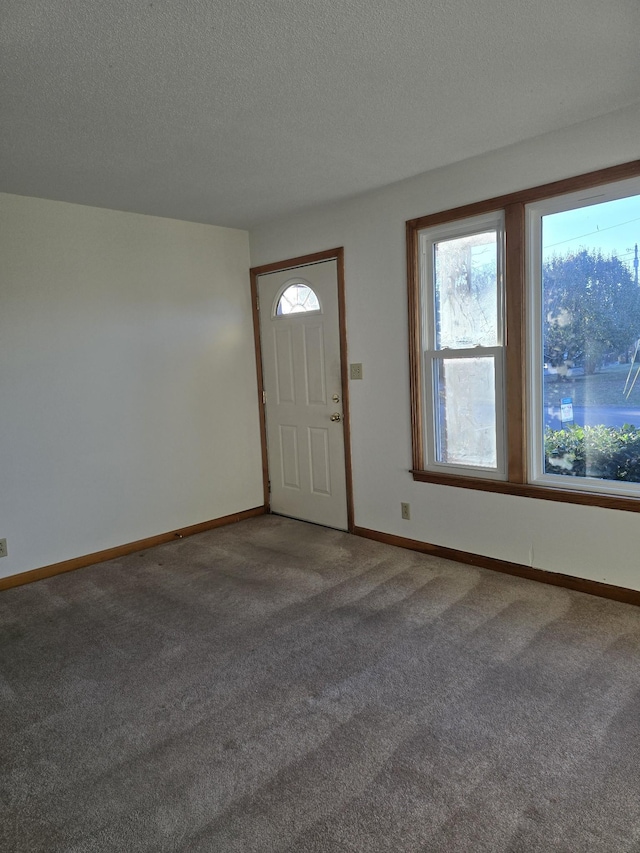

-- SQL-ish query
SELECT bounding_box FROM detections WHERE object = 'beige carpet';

[2,515,640,852]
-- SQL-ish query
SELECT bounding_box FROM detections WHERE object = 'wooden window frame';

[407,159,640,513]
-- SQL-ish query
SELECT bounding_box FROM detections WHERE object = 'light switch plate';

[350,363,363,380]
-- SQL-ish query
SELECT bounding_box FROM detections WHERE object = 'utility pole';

[635,243,639,287]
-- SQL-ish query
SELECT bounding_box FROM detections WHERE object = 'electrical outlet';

[350,363,363,380]
[401,503,411,521]
[0,539,7,558]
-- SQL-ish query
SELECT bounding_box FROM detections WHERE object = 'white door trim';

[250,248,354,532]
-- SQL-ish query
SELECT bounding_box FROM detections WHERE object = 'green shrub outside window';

[545,424,640,482]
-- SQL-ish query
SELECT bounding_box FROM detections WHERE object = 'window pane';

[276,284,320,315]
[541,193,640,483]
[435,357,497,468]
[434,231,498,349]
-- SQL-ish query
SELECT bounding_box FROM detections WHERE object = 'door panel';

[309,427,331,495]
[303,325,326,405]
[258,259,348,530]
[279,425,300,489]
[274,328,295,404]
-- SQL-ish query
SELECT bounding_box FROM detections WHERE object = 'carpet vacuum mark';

[1,515,640,852]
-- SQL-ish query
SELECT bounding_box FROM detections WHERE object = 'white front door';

[258,259,348,530]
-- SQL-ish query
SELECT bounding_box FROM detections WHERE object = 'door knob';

[330,412,342,422]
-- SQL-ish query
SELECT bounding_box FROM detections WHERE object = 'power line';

[544,214,640,249]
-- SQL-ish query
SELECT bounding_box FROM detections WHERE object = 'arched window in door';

[275,282,321,316]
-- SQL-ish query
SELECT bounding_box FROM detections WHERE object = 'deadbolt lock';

[332,394,340,403]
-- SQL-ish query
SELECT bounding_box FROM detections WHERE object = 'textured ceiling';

[2,0,640,229]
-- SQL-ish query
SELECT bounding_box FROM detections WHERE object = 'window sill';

[410,469,640,513]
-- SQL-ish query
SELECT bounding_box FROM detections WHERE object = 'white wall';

[250,103,640,591]
[0,194,264,580]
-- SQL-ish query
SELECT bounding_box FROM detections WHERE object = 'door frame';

[250,247,354,533]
